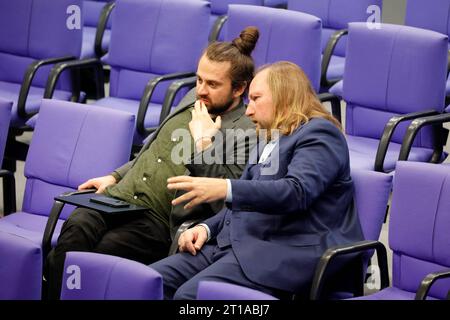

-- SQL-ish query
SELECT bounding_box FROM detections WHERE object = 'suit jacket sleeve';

[203,207,227,239]
[230,120,349,214]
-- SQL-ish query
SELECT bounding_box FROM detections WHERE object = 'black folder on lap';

[54,191,148,214]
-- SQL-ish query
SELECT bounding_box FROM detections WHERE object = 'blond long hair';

[261,61,341,137]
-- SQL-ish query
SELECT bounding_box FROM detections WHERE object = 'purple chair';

[0,99,134,299]
[133,3,323,128]
[81,0,114,59]
[288,0,383,92]
[404,0,450,99]
[225,4,322,92]
[316,162,450,300]
[45,0,210,147]
[208,0,263,42]
[61,252,163,300]
[0,99,15,215]
[191,168,392,300]
[337,23,448,172]
[197,281,278,300]
[0,0,82,129]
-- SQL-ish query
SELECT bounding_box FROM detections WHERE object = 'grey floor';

[0,100,449,294]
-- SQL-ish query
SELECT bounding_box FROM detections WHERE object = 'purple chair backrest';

[0,0,82,89]
[211,0,263,15]
[209,0,263,41]
[351,169,392,242]
[0,99,12,168]
[343,23,448,149]
[389,161,450,299]
[288,0,382,57]
[405,0,450,40]
[61,252,163,300]
[22,99,134,219]
[104,0,209,104]
[225,4,322,91]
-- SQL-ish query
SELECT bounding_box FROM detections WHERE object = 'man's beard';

[197,95,236,116]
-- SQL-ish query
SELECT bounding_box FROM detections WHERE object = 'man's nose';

[197,82,207,96]
[245,104,254,116]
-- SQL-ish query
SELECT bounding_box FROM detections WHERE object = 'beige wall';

[382,0,407,24]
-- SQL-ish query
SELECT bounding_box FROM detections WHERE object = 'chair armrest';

[318,92,342,123]
[94,1,116,58]
[415,269,450,300]
[41,200,66,262]
[44,58,105,100]
[321,29,348,89]
[168,219,202,256]
[0,169,16,215]
[17,56,77,120]
[374,109,439,172]
[209,15,228,43]
[159,75,197,124]
[398,112,450,163]
[310,240,389,300]
[41,189,97,260]
[136,72,196,136]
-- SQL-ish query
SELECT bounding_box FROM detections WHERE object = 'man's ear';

[233,82,247,99]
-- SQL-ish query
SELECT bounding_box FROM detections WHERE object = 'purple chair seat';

[351,287,420,300]
[0,212,65,246]
[0,81,73,127]
[346,135,434,171]
[351,287,438,300]
[197,281,278,300]
[61,252,163,300]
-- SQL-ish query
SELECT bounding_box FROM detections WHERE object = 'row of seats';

[2,0,449,174]
[1,98,449,300]
[59,161,450,300]
[0,0,449,299]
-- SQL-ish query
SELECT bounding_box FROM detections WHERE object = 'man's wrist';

[195,136,213,152]
[196,223,211,241]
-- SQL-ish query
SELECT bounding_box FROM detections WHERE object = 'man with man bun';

[45,27,260,299]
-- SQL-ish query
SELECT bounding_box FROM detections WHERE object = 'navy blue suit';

[150,118,364,299]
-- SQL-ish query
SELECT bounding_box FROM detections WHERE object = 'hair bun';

[232,26,259,56]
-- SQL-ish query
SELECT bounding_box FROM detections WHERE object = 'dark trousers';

[44,207,170,300]
[149,243,284,300]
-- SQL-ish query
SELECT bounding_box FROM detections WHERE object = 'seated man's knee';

[62,208,104,230]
